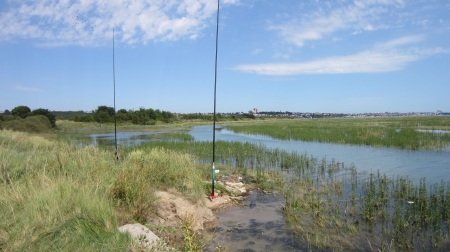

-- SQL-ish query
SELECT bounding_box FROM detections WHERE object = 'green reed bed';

[226,116,450,150]
[133,140,316,189]
[283,162,450,251]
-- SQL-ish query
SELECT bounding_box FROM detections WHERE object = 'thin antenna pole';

[211,0,220,198]
[113,28,118,160]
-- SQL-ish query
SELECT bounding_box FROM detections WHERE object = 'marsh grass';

[283,159,450,251]
[134,140,308,190]
[226,116,450,150]
[0,130,207,251]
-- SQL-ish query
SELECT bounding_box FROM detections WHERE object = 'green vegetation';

[11,105,31,118]
[226,116,450,150]
[72,106,177,124]
[1,105,57,132]
[0,130,209,251]
[283,161,450,251]
[135,141,289,190]
[181,215,203,252]
[0,115,53,133]
[110,148,206,223]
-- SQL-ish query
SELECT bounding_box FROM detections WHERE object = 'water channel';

[190,125,450,184]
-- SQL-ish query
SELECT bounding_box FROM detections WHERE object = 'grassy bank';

[0,130,209,251]
[225,116,450,150]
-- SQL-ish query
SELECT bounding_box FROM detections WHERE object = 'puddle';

[205,191,306,251]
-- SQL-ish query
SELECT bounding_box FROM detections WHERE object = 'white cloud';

[271,0,405,47]
[234,36,447,75]
[0,0,239,46]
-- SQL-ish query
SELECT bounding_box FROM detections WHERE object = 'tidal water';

[89,131,166,146]
[205,191,306,252]
[190,125,450,184]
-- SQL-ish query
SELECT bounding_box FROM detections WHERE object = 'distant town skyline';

[1,0,450,113]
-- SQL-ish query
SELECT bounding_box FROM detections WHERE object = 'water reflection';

[89,131,162,147]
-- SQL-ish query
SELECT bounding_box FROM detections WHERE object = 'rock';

[219,181,247,195]
[118,223,159,248]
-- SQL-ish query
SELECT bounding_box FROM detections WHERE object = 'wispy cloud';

[0,0,239,47]
[271,0,405,47]
[14,85,42,93]
[234,36,447,75]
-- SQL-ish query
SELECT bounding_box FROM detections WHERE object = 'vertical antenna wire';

[211,0,220,198]
[113,28,118,160]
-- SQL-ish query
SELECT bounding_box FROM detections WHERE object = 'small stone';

[119,223,160,248]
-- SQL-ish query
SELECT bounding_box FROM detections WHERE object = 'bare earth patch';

[121,175,248,250]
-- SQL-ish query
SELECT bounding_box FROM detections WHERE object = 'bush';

[0,115,52,133]
[74,115,94,122]
[11,105,31,118]
[31,108,56,128]
[93,106,115,123]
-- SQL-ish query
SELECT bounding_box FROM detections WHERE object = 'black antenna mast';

[113,28,118,160]
[211,0,220,198]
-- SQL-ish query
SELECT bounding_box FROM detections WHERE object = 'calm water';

[88,131,169,146]
[190,125,450,184]
[88,126,450,184]
[205,191,306,252]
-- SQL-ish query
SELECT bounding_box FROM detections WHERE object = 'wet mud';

[205,191,306,251]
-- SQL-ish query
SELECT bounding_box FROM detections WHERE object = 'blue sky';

[1,0,449,113]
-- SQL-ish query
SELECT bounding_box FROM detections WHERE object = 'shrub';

[31,108,56,128]
[0,115,52,133]
[11,105,31,118]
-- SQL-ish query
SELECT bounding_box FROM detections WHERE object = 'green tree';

[130,108,155,125]
[116,109,130,122]
[31,108,56,128]
[11,105,31,118]
[93,106,115,123]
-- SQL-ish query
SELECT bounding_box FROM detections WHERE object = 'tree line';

[73,106,176,125]
[1,105,258,129]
